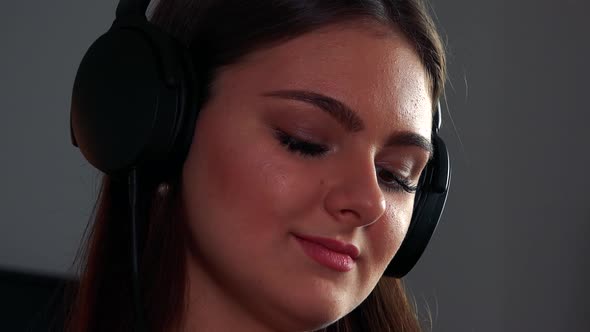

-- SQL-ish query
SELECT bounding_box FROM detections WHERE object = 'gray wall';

[1,1,116,276]
[1,1,588,331]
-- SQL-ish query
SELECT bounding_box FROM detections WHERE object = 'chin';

[270,286,357,332]
[278,313,345,332]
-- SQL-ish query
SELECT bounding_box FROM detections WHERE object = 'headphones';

[385,108,451,277]
[70,0,198,178]
[70,0,450,322]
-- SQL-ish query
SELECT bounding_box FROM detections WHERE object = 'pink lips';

[293,233,359,272]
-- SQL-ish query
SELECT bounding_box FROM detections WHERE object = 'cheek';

[368,199,415,269]
[185,136,272,233]
[181,117,320,245]
[388,199,414,242]
[257,156,325,222]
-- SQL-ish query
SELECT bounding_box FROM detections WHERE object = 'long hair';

[65,0,446,331]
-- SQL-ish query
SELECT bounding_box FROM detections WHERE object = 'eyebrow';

[262,89,434,158]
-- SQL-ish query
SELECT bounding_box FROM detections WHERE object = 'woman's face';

[180,22,433,331]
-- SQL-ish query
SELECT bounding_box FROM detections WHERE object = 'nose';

[323,160,387,228]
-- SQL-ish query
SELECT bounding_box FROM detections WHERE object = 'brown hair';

[65,0,446,331]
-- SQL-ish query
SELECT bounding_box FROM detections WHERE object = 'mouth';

[292,233,359,272]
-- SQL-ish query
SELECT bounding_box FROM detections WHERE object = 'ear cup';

[384,134,450,278]
[70,16,197,177]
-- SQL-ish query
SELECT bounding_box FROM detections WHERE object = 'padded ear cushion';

[70,16,197,177]
[384,134,450,278]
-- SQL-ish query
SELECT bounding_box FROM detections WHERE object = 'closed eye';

[375,166,419,194]
[274,129,329,157]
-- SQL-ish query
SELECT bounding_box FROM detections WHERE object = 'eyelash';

[274,130,418,194]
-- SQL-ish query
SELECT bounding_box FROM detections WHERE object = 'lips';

[293,233,360,272]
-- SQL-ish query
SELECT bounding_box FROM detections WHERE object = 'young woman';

[66,0,447,331]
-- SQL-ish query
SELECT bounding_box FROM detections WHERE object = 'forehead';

[213,22,433,136]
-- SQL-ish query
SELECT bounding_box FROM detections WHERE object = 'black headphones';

[70,1,450,326]
[385,107,451,277]
[70,0,198,178]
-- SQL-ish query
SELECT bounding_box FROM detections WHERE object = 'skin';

[179,21,433,332]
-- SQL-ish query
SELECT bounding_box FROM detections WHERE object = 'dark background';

[1,0,589,331]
